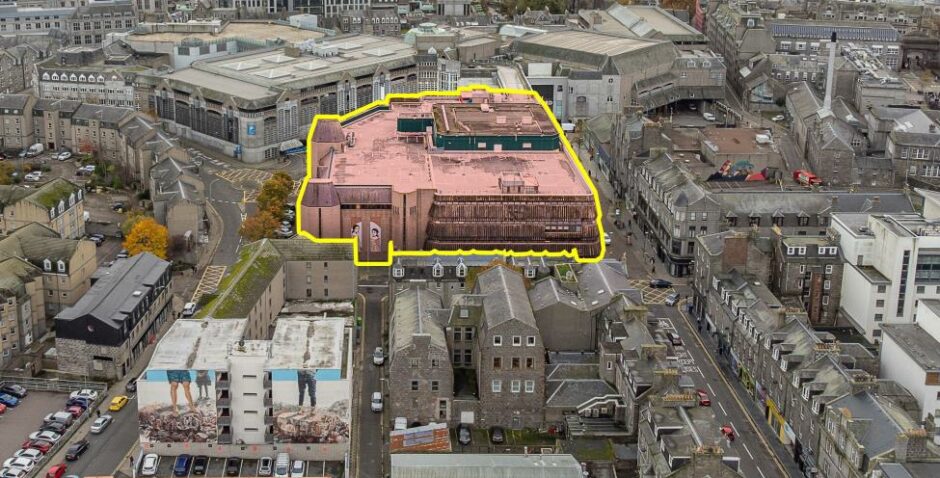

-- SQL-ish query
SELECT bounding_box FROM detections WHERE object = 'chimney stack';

[823,32,838,113]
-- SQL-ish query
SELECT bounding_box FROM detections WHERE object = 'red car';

[46,464,67,478]
[696,389,711,406]
[0,402,7,414]
[22,439,54,453]
[720,425,735,442]
[65,405,83,418]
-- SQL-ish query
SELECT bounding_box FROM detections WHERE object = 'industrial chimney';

[822,32,838,114]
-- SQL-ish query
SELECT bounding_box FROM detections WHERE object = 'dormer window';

[43,259,52,272]
[57,260,65,273]
[49,208,55,219]
[455,259,467,278]
[525,267,536,278]
[432,261,443,278]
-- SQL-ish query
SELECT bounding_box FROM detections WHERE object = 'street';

[352,277,387,478]
[59,399,140,477]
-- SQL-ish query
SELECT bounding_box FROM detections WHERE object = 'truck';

[25,143,44,157]
[793,169,822,186]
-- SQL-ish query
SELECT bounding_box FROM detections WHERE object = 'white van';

[273,453,290,478]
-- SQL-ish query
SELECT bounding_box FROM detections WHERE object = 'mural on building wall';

[351,222,362,249]
[369,222,382,253]
[271,368,350,443]
[138,369,218,443]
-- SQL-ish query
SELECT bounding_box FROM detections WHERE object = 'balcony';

[264,433,274,443]
[216,397,231,407]
[264,415,274,426]
[263,397,272,407]
[218,415,232,426]
[263,376,271,388]
[217,433,233,445]
[216,378,230,390]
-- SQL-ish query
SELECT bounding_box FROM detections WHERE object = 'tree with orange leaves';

[239,210,280,242]
[123,217,169,259]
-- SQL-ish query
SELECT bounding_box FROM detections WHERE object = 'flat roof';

[147,319,247,370]
[435,102,553,136]
[130,21,326,44]
[516,29,662,57]
[163,67,275,101]
[390,454,583,478]
[881,324,940,371]
[701,127,775,155]
[322,93,592,196]
[267,317,346,370]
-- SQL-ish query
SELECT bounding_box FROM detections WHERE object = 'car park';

[90,415,113,433]
[257,457,273,477]
[289,460,304,478]
[64,440,88,461]
[173,455,191,477]
[191,456,208,476]
[69,389,98,401]
[373,347,385,366]
[649,279,673,289]
[457,424,472,445]
[371,392,383,412]
[490,426,505,444]
[109,395,129,411]
[140,454,158,476]
[225,457,241,476]
[0,393,19,407]
[45,464,67,478]
[0,384,27,398]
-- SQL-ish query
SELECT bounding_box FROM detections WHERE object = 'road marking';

[743,443,754,459]
[718,402,727,416]
[730,422,739,436]
[707,383,716,396]
[756,466,766,478]
[674,298,789,478]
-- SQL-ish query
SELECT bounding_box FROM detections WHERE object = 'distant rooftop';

[146,318,247,370]
[130,20,326,45]
[267,317,346,371]
[881,324,940,371]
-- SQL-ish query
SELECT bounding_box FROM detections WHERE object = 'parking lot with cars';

[0,390,70,466]
[142,455,344,478]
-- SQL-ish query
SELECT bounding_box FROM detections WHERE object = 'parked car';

[257,457,273,477]
[696,389,711,407]
[24,173,40,182]
[720,425,735,442]
[771,114,785,122]
[173,455,191,477]
[21,440,53,454]
[604,232,612,245]
[2,458,36,473]
[65,397,89,409]
[0,383,27,398]
[702,112,716,121]
[394,417,407,431]
[191,456,208,476]
[490,426,505,444]
[111,202,124,212]
[125,379,137,393]
[371,392,383,412]
[289,460,304,478]
[116,249,128,259]
[109,395,129,411]
[665,292,680,306]
[64,440,88,461]
[140,454,158,477]
[43,411,73,427]
[225,457,241,476]
[40,421,67,434]
[648,279,673,289]
[69,389,98,401]
[1,468,26,478]
[45,464,67,478]
[0,403,5,414]
[27,431,61,444]
[457,424,472,445]
[667,332,683,347]
[273,454,289,478]
[88,236,104,246]
[90,415,113,434]
[182,302,197,317]
[373,347,385,366]
[0,393,19,407]
[13,449,43,463]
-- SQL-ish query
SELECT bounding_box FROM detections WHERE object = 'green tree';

[0,163,14,185]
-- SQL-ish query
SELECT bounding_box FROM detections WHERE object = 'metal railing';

[0,375,107,394]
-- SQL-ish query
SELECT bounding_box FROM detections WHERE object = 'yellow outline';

[295,85,607,267]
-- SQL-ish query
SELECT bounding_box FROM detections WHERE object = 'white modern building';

[834,209,940,343]
[138,316,353,459]
[880,300,940,424]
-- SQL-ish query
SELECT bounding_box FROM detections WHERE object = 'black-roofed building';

[55,252,172,380]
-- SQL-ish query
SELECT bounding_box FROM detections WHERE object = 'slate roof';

[828,390,914,458]
[268,239,354,261]
[788,81,822,120]
[475,265,537,329]
[546,377,617,408]
[0,94,31,110]
[56,252,169,328]
[881,324,940,371]
[33,98,82,114]
[513,30,677,76]
[0,256,41,299]
[390,287,447,355]
[73,104,134,125]
[713,191,913,216]
[390,454,583,478]
[770,22,899,43]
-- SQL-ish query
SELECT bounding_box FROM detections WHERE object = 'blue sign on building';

[247,123,256,136]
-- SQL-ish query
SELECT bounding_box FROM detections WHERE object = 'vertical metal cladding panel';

[433,134,559,150]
